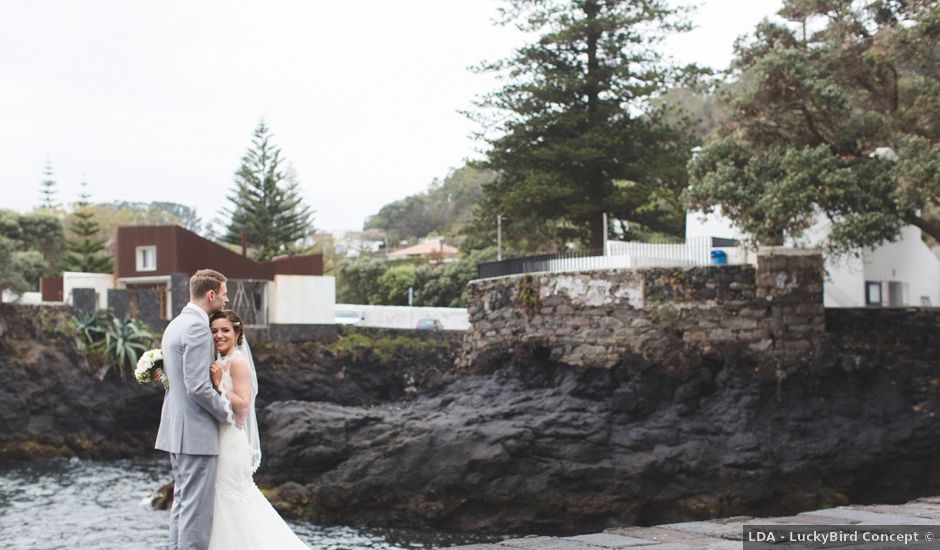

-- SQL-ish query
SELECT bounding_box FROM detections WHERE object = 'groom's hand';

[210,362,223,391]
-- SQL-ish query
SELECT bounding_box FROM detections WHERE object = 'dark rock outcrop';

[250,332,460,411]
[0,305,165,458]
[260,346,940,534]
[151,480,175,510]
[0,305,460,460]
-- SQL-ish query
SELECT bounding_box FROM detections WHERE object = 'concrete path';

[442,497,940,549]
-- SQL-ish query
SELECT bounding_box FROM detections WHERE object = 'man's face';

[209,282,229,313]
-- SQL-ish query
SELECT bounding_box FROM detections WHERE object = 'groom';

[155,269,234,550]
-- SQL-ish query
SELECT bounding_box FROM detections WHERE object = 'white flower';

[135,348,164,384]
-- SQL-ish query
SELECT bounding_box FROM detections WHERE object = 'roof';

[387,240,459,259]
[115,225,323,280]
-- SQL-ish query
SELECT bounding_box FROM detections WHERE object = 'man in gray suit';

[155,269,233,550]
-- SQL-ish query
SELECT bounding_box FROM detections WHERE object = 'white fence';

[1,291,42,304]
[606,237,712,266]
[520,237,724,274]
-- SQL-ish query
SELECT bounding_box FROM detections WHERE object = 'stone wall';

[170,273,189,317]
[826,307,940,371]
[105,287,165,331]
[462,250,824,370]
[71,288,97,314]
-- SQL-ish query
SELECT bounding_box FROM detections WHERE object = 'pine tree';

[471,0,701,250]
[38,159,59,211]
[222,121,315,261]
[64,182,113,273]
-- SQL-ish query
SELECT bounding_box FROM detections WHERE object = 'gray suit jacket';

[154,306,231,455]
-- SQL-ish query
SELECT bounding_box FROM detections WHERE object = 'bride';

[206,309,310,550]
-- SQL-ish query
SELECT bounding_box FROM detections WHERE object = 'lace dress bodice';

[217,351,237,396]
[215,352,255,497]
[208,349,310,549]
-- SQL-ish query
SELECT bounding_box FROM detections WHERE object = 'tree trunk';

[908,215,940,244]
[584,0,600,125]
[589,214,606,251]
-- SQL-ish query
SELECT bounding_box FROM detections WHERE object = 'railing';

[523,249,621,273]
[478,253,556,279]
[606,237,714,267]
[476,237,739,278]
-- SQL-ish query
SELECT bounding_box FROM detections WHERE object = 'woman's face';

[211,318,237,355]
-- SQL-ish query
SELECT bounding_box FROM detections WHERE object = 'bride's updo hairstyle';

[209,309,245,346]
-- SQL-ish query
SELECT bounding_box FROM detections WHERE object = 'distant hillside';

[364,165,493,246]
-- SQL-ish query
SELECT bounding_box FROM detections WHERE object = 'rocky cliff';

[0,305,163,458]
[258,329,940,534]
[255,252,940,534]
[0,306,460,460]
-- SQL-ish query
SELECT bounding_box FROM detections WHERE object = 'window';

[136,246,157,272]
[865,281,882,306]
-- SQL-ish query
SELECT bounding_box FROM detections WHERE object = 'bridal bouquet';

[136,348,169,390]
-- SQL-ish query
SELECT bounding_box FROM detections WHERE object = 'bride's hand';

[210,362,223,390]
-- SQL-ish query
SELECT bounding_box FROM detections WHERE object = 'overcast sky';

[0,0,782,232]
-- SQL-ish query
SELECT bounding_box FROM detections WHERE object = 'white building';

[686,208,940,307]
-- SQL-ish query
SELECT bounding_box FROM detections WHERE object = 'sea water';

[0,458,483,550]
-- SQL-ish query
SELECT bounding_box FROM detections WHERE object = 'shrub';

[72,311,156,381]
[101,317,154,381]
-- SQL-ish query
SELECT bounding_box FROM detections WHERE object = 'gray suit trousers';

[169,453,218,550]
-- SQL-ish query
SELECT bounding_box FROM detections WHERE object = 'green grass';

[326,331,456,363]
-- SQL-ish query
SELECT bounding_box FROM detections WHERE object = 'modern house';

[115,225,334,324]
[43,225,335,326]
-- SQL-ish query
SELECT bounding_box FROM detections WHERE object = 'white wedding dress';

[208,350,310,550]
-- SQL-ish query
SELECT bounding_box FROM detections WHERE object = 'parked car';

[416,318,443,331]
[334,309,365,325]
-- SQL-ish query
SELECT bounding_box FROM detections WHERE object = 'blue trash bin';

[710,249,728,265]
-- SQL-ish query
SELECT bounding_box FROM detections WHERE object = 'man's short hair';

[190,269,227,299]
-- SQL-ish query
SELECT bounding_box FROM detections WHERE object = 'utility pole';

[602,212,608,256]
[497,214,503,261]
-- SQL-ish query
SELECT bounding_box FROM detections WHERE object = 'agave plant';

[72,310,105,345]
[100,317,155,381]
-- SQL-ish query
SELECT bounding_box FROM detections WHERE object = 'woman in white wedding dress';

[207,309,311,550]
